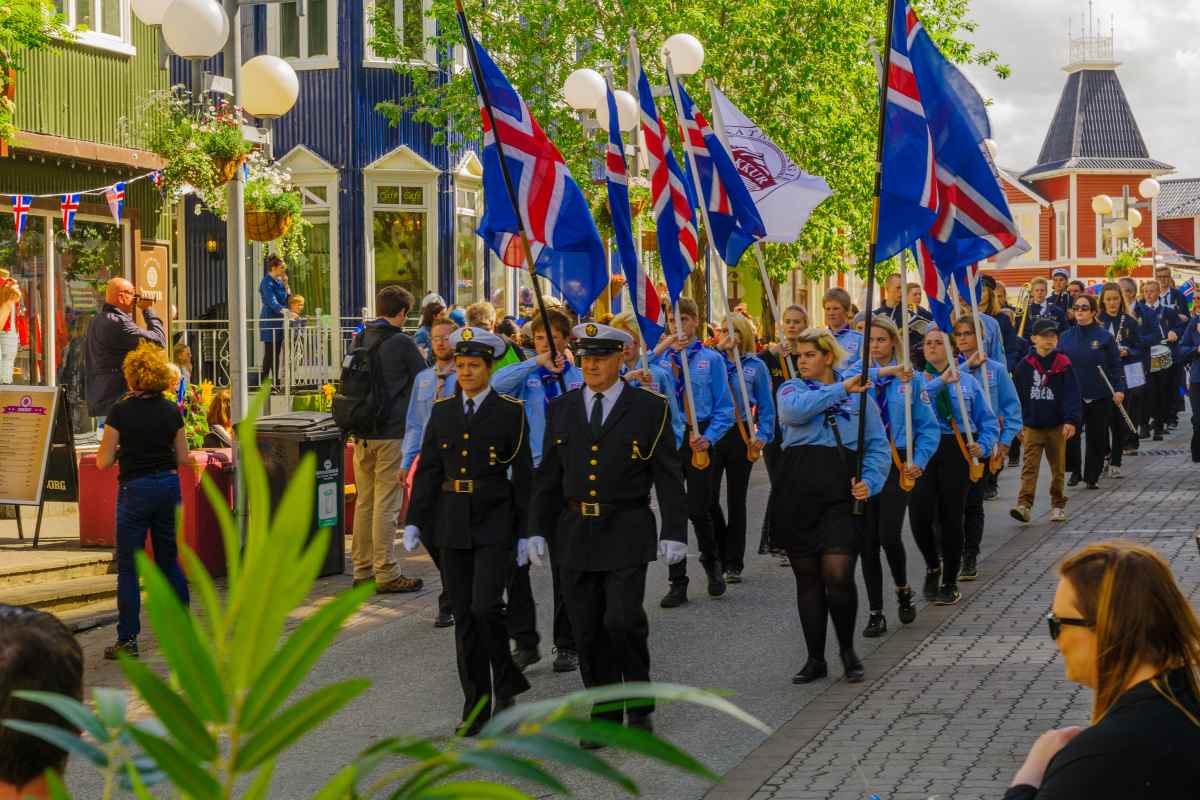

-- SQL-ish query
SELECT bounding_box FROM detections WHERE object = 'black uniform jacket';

[532,383,688,572]
[408,389,532,550]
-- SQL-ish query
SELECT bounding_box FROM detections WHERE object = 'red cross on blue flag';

[10,195,32,243]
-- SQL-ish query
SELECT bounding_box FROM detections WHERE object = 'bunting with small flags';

[59,193,80,238]
[104,182,125,226]
[11,195,32,243]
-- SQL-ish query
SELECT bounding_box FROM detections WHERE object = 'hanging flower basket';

[244,210,294,242]
[214,155,245,186]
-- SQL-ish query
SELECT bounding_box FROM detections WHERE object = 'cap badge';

[461,328,474,341]
[585,323,598,337]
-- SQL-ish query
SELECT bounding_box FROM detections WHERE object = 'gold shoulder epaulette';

[634,383,666,400]
[434,395,455,404]
[499,393,524,405]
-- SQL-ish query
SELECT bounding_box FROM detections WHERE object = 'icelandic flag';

[1180,278,1195,308]
[877,0,1018,269]
[674,78,766,266]
[709,85,832,244]
[1086,282,1103,297]
[914,239,953,333]
[11,195,32,243]
[467,35,606,317]
[604,85,665,349]
[60,193,80,238]
[639,67,699,303]
[105,182,125,226]
[950,260,982,305]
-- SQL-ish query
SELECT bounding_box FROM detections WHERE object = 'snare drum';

[1150,344,1173,373]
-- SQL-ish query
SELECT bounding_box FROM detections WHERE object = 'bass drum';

[1150,344,1173,373]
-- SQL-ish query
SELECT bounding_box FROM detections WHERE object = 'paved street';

[66,430,1199,799]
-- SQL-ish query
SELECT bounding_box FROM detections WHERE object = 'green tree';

[0,0,72,147]
[370,0,1007,283]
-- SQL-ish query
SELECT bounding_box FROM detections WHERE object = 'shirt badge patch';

[1090,340,1099,349]
[696,359,709,370]
[743,367,755,377]
[780,385,797,397]
[526,377,541,389]
[920,390,931,405]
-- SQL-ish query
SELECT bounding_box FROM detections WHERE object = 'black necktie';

[465,397,475,422]
[590,393,604,438]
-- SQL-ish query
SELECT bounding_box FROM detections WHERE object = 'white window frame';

[266,0,339,70]
[59,0,136,56]
[454,181,486,305]
[1054,201,1069,260]
[363,165,439,317]
[364,0,437,67]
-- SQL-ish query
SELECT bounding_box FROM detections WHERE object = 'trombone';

[1014,283,1033,338]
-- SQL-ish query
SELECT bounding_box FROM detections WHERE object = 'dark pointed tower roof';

[1022,32,1173,179]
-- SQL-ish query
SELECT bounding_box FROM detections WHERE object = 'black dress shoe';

[840,649,865,683]
[960,553,978,581]
[552,648,579,673]
[922,568,941,601]
[434,610,455,628]
[512,648,541,671]
[660,581,688,608]
[627,716,654,734]
[896,586,917,624]
[792,658,828,684]
[862,611,887,638]
[1067,473,1082,487]
[704,562,727,597]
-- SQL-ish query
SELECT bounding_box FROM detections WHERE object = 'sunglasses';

[1073,305,1092,311]
[1046,611,1089,640]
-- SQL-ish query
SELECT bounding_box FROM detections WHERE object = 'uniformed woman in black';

[531,323,688,736]
[404,326,533,734]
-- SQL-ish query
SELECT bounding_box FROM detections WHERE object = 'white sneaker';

[1108,465,1122,479]
[1051,507,1067,523]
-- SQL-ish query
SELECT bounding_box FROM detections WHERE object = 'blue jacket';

[1022,301,1068,337]
[724,354,775,444]
[1135,300,1189,356]
[492,358,583,467]
[659,342,735,444]
[922,367,1000,457]
[959,355,1023,447]
[997,310,1028,372]
[1179,314,1200,385]
[1098,311,1143,366]
[776,375,890,496]
[866,364,940,471]
[401,366,458,470]
[623,363,685,448]
[1059,322,1125,401]
[832,326,863,364]
[258,274,290,341]
[1013,351,1082,428]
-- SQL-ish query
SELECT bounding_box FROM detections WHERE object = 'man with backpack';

[334,286,427,593]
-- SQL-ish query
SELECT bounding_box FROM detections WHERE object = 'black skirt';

[767,443,863,557]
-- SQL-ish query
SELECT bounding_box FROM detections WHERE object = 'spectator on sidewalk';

[1005,540,1200,798]
[0,604,84,800]
[85,278,167,424]
[258,255,293,385]
[95,342,191,660]
[1010,319,1081,524]
[414,293,446,360]
[204,389,234,448]
[349,286,426,594]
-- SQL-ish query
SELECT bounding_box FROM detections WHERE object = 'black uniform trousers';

[862,467,910,611]
[668,430,719,584]
[564,564,652,722]
[441,543,530,723]
[759,439,784,552]
[1066,399,1113,483]
[505,468,575,654]
[964,473,985,559]
[421,531,453,617]
[1108,397,1129,466]
[909,434,970,588]
[710,427,755,573]
[1189,383,1200,463]
[1146,369,1174,434]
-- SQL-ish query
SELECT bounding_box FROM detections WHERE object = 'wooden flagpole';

[946,278,982,474]
[899,249,915,488]
[455,0,566,391]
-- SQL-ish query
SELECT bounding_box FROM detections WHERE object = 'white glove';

[516,538,530,567]
[659,540,688,565]
[527,536,547,568]
[402,525,421,553]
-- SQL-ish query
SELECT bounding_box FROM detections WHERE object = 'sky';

[960,0,1200,178]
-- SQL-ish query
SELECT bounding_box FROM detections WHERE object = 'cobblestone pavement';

[738,442,1200,800]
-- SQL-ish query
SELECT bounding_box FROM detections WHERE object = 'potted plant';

[197,151,311,263]
[1107,238,1146,279]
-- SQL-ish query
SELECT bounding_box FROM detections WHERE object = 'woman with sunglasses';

[1006,540,1200,798]
[1097,283,1142,470]
[1059,294,1126,490]
[771,327,889,684]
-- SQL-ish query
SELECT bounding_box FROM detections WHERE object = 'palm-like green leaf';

[543,718,715,781]
[125,761,156,800]
[199,470,241,590]
[128,726,221,800]
[454,750,569,795]
[310,764,357,800]
[11,690,109,743]
[243,758,276,800]
[45,769,73,800]
[234,679,370,772]
[117,654,218,761]
[418,781,533,799]
[92,687,127,731]
[1,720,108,766]
[179,537,225,645]
[495,732,636,792]
[241,582,374,732]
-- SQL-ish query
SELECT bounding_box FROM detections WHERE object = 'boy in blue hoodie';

[1011,319,1082,523]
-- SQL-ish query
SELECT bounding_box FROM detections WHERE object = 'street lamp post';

[1092,178,1160,255]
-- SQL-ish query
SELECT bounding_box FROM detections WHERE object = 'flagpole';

[663,58,756,444]
[899,250,914,474]
[963,264,993,411]
[849,0,899,516]
[454,0,566,392]
[946,279,980,468]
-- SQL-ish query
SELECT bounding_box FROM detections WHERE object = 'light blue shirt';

[401,365,457,470]
[776,374,890,497]
[724,354,775,444]
[866,364,941,471]
[491,358,583,467]
[922,367,1000,456]
[623,363,685,448]
[657,342,735,445]
[959,355,1023,447]
[833,326,863,364]
[976,312,1005,364]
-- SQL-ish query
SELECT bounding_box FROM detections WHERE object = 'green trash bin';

[253,411,346,577]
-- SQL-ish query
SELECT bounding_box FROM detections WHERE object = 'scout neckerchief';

[801,378,851,421]
[668,340,704,416]
[537,364,564,411]
[922,362,955,424]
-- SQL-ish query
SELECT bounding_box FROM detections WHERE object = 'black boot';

[704,561,727,597]
[960,552,978,582]
[660,580,689,608]
[792,658,828,684]
[896,586,917,624]
[840,649,865,683]
[862,611,887,638]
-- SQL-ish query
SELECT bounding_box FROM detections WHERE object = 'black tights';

[789,551,858,661]
[862,469,909,611]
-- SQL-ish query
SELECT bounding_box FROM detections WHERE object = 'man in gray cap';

[403,326,533,734]
[528,322,687,739]
[1048,268,1071,315]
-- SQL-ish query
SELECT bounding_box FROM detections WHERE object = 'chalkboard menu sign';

[0,386,59,505]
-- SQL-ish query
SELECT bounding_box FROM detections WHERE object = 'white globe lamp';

[1110,218,1131,238]
[1091,194,1114,216]
[1126,207,1143,229]
[562,69,605,112]
[241,55,300,119]
[661,33,705,76]
[131,0,174,26]
[596,89,639,133]
[161,0,229,60]
[1138,177,1161,200]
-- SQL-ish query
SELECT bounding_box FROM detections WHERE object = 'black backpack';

[332,324,401,437]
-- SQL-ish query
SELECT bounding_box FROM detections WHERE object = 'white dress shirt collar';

[583,380,624,425]
[463,386,491,414]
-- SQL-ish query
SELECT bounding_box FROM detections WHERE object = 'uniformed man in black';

[528,323,688,738]
[403,326,532,734]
